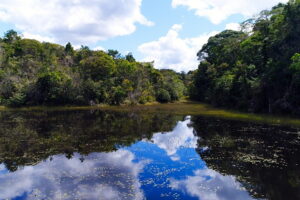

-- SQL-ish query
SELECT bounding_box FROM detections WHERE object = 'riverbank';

[1,101,300,127]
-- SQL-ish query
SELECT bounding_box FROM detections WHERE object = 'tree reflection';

[0,110,181,172]
[192,116,300,200]
[1,111,300,200]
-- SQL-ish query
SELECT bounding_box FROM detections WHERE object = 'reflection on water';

[169,169,254,200]
[194,116,300,200]
[0,151,145,200]
[0,110,299,200]
[150,116,198,161]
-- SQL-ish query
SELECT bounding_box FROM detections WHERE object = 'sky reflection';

[0,116,256,200]
[150,116,198,161]
[170,169,254,200]
[0,150,146,200]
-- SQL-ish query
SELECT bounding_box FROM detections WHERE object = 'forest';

[1,0,300,116]
[0,32,187,107]
[190,0,300,115]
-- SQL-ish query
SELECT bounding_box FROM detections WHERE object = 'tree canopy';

[190,0,300,115]
[0,34,187,107]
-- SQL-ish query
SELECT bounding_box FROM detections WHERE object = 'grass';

[1,101,300,127]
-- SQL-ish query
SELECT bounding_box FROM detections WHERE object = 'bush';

[34,71,73,105]
[7,92,26,107]
[138,90,155,104]
[0,79,17,99]
[167,86,179,101]
[82,79,105,104]
[156,89,171,103]
[110,86,127,105]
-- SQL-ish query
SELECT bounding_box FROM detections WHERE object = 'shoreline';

[1,101,300,127]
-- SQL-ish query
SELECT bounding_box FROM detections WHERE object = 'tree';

[33,71,73,105]
[108,49,121,59]
[80,51,116,81]
[0,28,187,107]
[156,89,171,103]
[125,53,136,62]
[3,30,21,43]
[65,42,74,55]
[197,30,247,66]
[190,0,300,115]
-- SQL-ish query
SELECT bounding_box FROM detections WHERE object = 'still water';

[0,110,299,200]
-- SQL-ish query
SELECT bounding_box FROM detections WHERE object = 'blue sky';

[0,0,288,72]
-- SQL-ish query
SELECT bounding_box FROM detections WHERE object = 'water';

[0,110,299,200]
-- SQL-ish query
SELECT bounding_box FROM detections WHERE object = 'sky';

[0,0,289,72]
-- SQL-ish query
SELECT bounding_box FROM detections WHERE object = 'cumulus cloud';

[225,23,241,31]
[0,164,5,171]
[22,32,56,43]
[93,46,106,51]
[0,150,146,200]
[169,169,255,200]
[150,116,198,161]
[138,24,218,72]
[0,0,153,44]
[172,0,289,24]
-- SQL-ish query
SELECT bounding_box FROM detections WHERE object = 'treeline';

[0,32,187,107]
[190,0,300,115]
[0,111,180,171]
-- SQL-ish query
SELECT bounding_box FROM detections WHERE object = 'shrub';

[156,89,171,103]
[7,91,26,107]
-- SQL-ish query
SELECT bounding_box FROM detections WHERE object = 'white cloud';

[170,169,255,200]
[0,0,153,45]
[93,46,106,51]
[0,150,146,200]
[22,32,55,43]
[0,164,5,171]
[138,24,218,72]
[225,23,241,31]
[150,116,198,160]
[172,0,289,24]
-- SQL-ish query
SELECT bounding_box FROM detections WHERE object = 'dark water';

[0,110,299,200]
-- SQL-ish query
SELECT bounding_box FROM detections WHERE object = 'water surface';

[0,110,299,200]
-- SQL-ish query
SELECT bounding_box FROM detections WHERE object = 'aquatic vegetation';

[0,112,299,199]
[1,102,300,127]
[193,115,300,199]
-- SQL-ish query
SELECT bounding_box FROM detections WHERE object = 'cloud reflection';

[150,116,198,160]
[0,150,146,200]
[169,169,254,200]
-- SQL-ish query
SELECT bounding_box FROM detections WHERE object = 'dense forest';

[190,0,300,115]
[0,32,187,107]
[1,0,300,116]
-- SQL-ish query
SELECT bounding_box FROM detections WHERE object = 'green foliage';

[7,91,26,107]
[3,30,21,43]
[0,79,16,99]
[156,70,186,102]
[33,71,73,105]
[108,49,121,59]
[156,89,171,103]
[125,52,136,62]
[290,53,300,72]
[0,31,187,107]
[190,0,300,115]
[80,51,116,81]
[110,86,127,105]
[198,30,247,66]
[0,111,180,171]
[65,42,74,55]
[82,79,104,104]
